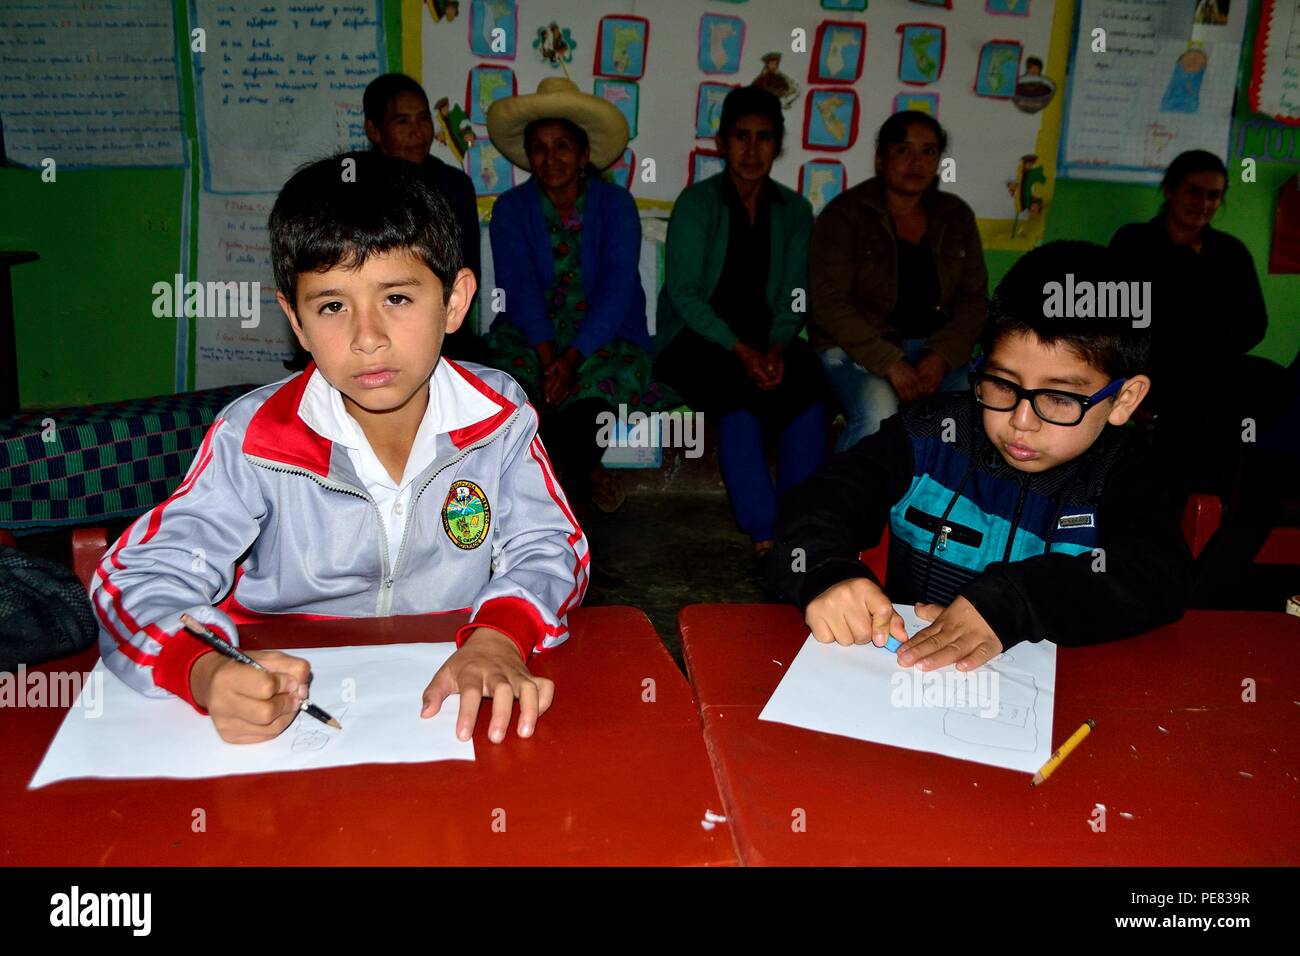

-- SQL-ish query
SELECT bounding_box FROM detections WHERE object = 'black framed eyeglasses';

[969,358,1126,427]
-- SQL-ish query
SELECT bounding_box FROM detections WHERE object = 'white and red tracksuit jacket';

[90,360,589,712]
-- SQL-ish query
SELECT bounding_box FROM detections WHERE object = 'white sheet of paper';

[29,643,473,789]
[759,604,1056,774]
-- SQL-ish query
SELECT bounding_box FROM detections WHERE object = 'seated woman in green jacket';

[655,86,829,564]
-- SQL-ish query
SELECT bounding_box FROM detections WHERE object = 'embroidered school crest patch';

[442,480,491,549]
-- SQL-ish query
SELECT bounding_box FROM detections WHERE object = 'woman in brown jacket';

[810,111,988,450]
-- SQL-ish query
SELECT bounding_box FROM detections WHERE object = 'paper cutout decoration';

[986,0,1030,15]
[426,0,461,23]
[975,40,1023,99]
[1006,153,1047,237]
[595,15,649,79]
[689,148,726,184]
[1012,56,1056,113]
[595,79,639,140]
[699,13,745,75]
[1268,174,1300,273]
[753,52,800,108]
[466,64,516,125]
[810,21,866,84]
[466,141,514,195]
[893,91,940,118]
[799,160,846,215]
[696,82,740,138]
[1248,0,1300,123]
[822,0,868,10]
[533,21,577,68]
[433,98,474,162]
[604,148,636,190]
[802,88,860,151]
[897,23,945,85]
[1161,45,1208,114]
[468,0,517,60]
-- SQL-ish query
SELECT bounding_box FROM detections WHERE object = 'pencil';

[179,614,341,730]
[1031,718,1094,786]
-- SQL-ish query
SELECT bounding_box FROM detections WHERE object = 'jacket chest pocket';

[905,506,984,553]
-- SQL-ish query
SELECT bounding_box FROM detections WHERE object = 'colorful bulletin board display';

[696,83,740,138]
[414,0,1076,251]
[986,0,1031,16]
[810,21,867,84]
[594,79,640,140]
[799,159,847,215]
[594,15,649,80]
[1249,0,1300,123]
[803,88,860,151]
[897,23,946,85]
[465,142,514,196]
[1059,0,1248,183]
[688,148,725,184]
[699,13,746,75]
[975,40,1023,98]
[822,0,869,11]
[603,148,636,189]
[468,0,518,59]
[466,65,517,125]
[894,91,941,117]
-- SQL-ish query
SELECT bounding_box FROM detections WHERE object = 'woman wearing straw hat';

[485,77,664,514]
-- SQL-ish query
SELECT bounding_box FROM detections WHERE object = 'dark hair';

[983,240,1150,379]
[717,85,785,152]
[875,110,949,165]
[362,73,429,128]
[269,151,462,307]
[1159,149,1228,212]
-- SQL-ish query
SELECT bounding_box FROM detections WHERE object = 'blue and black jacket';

[772,392,1192,649]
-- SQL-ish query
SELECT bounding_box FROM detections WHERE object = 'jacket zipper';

[905,506,983,550]
[1003,473,1031,563]
[246,405,520,616]
[383,407,522,613]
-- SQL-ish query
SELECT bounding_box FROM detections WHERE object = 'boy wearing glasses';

[770,241,1192,671]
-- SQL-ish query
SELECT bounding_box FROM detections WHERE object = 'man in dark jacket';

[771,241,1192,671]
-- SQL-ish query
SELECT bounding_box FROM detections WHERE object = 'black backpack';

[0,546,97,672]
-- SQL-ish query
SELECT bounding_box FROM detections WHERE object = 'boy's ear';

[1106,374,1151,426]
[277,292,312,353]
[441,267,477,336]
[363,118,383,148]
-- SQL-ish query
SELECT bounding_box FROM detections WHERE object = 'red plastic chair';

[71,527,108,592]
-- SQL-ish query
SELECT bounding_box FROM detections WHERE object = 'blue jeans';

[819,339,971,451]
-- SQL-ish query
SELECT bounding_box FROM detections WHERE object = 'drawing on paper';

[941,654,1039,752]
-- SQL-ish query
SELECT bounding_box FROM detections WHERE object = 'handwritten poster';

[194,192,296,389]
[1250,0,1300,123]
[191,0,387,193]
[0,0,184,168]
[1059,0,1247,182]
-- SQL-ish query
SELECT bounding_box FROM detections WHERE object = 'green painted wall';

[1,2,1293,410]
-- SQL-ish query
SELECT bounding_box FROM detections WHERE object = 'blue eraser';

[884,636,902,652]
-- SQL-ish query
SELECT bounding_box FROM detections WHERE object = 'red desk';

[1,607,735,866]
[680,604,1300,866]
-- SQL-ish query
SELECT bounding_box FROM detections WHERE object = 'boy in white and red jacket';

[92,152,588,745]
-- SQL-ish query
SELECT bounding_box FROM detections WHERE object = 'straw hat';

[486,76,629,172]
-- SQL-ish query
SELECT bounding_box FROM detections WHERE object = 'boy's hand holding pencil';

[190,647,313,744]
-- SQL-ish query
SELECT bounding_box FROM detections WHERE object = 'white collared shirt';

[296,361,502,570]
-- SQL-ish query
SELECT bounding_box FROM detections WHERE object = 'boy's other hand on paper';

[899,597,1003,672]
[806,578,909,648]
[420,628,555,743]
[191,649,311,744]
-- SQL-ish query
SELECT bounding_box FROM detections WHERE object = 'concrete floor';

[579,490,769,667]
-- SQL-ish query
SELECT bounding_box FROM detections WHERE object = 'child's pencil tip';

[327,718,342,729]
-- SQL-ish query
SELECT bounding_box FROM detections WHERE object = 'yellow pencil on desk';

[179,613,341,729]
[1031,718,1094,786]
